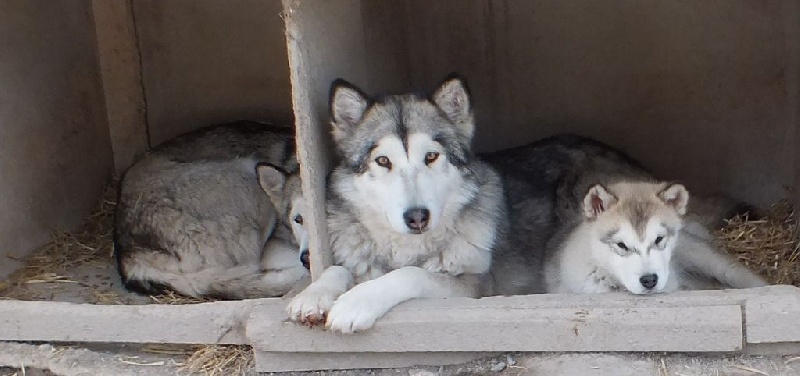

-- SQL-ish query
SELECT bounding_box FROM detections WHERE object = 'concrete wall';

[285,0,799,276]
[0,0,112,277]
[0,0,795,278]
[325,0,799,207]
[132,0,293,147]
[92,0,148,175]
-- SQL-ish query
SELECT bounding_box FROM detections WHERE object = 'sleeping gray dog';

[114,121,309,299]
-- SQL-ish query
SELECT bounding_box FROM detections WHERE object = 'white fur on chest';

[329,212,493,284]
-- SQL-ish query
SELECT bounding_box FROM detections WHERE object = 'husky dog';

[256,164,311,272]
[482,135,767,295]
[286,74,506,333]
[114,121,309,299]
[545,179,767,294]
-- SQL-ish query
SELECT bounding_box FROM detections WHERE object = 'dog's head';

[582,181,689,294]
[328,74,477,235]
[256,164,309,269]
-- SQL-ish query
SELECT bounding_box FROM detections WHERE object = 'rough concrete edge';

[0,342,181,376]
[744,292,800,345]
[247,305,744,353]
[745,342,800,356]
[254,351,498,373]
[0,297,286,345]
[0,286,796,346]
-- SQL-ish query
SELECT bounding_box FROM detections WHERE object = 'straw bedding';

[0,183,247,375]
[715,199,799,287]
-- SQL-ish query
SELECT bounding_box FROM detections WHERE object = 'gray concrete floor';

[2,343,800,376]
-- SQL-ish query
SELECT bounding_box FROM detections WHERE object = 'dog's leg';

[675,231,768,289]
[286,265,352,326]
[325,266,482,334]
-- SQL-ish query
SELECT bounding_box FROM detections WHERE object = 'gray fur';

[481,134,766,294]
[325,75,504,287]
[114,121,308,299]
[481,134,651,294]
[286,75,506,333]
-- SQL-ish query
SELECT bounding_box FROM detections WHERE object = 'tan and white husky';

[544,181,767,294]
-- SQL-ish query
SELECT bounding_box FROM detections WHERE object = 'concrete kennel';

[1,0,800,373]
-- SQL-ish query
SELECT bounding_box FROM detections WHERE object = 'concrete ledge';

[254,351,496,373]
[746,292,800,344]
[0,285,796,364]
[247,305,744,353]
[0,298,286,344]
[745,342,800,356]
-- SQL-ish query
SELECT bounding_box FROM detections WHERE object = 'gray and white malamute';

[286,75,507,333]
[482,135,768,295]
[114,121,309,299]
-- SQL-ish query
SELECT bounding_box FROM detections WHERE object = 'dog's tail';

[205,264,309,299]
[687,194,758,230]
[675,226,769,289]
[120,253,307,300]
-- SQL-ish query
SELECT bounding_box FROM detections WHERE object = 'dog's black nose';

[403,208,430,232]
[300,250,310,270]
[639,274,658,289]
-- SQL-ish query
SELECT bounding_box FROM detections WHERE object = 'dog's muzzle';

[403,207,430,233]
[639,273,658,290]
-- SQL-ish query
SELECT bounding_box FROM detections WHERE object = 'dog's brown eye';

[293,215,303,225]
[425,151,440,165]
[375,156,392,169]
[654,236,664,245]
[616,242,628,250]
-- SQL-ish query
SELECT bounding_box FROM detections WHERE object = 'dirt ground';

[2,342,800,376]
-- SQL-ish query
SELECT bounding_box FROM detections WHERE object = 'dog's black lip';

[300,250,310,270]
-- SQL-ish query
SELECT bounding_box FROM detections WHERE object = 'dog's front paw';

[286,288,337,327]
[324,288,385,334]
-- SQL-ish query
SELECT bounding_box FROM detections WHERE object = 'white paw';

[324,288,384,334]
[285,287,338,327]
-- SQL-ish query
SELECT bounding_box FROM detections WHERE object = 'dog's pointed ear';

[330,79,369,143]
[432,73,474,140]
[583,184,618,220]
[256,163,286,201]
[659,183,689,215]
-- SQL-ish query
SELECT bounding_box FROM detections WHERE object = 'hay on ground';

[0,184,117,300]
[178,345,253,376]
[0,182,212,306]
[715,199,800,286]
[0,182,251,374]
